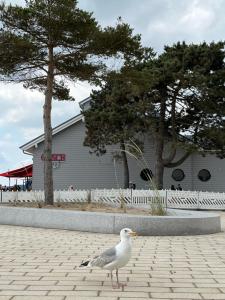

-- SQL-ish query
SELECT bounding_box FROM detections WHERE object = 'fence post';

[0,189,2,203]
[88,190,91,204]
[90,189,94,203]
[16,190,19,202]
[165,189,168,209]
[197,191,200,210]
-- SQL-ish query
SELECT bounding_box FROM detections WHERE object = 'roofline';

[79,96,91,108]
[20,113,83,152]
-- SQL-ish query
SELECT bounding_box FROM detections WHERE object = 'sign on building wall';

[41,154,66,161]
[41,154,66,169]
[51,154,66,161]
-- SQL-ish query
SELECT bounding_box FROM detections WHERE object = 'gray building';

[20,98,225,192]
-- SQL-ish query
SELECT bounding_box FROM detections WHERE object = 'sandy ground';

[4,201,165,215]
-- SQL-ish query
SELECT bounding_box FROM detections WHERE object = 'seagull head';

[120,228,137,240]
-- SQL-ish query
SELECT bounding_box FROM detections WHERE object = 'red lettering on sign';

[41,154,66,161]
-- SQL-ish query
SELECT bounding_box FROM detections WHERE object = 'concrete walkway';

[0,212,225,300]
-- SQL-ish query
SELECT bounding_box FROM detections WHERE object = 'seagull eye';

[124,230,127,233]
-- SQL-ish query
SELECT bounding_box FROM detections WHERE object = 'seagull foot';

[112,284,121,289]
[118,282,127,288]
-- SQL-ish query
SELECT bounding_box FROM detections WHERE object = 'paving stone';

[27,285,74,290]
[48,290,98,296]
[172,287,221,293]
[150,292,202,299]
[100,291,149,297]
[201,294,225,299]
[198,282,225,287]
[0,291,47,296]
[124,286,171,292]
[0,285,27,290]
[59,280,102,286]
[12,297,64,300]
[119,298,158,300]
[0,276,42,281]
[149,282,195,288]
[66,297,117,300]
[0,281,12,285]
[12,280,57,286]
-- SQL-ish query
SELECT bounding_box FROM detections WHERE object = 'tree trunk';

[43,45,54,205]
[155,135,164,189]
[120,141,129,188]
[154,92,167,189]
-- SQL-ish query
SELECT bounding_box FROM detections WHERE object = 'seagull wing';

[90,246,117,268]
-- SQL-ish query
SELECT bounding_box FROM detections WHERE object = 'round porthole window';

[140,168,153,181]
[172,169,185,181]
[198,169,211,182]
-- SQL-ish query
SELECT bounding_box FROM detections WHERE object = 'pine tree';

[84,66,152,188]
[143,41,225,188]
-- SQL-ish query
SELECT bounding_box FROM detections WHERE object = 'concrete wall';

[0,207,221,236]
[31,119,225,192]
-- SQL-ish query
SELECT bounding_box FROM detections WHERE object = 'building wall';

[33,119,124,190]
[164,150,193,191]
[192,154,225,192]
[31,120,225,191]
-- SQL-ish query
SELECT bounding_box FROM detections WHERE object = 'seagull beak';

[129,231,137,237]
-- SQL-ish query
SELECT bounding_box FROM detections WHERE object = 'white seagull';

[80,228,137,288]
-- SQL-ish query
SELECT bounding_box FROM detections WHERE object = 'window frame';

[198,169,211,182]
[171,168,185,182]
[140,168,153,181]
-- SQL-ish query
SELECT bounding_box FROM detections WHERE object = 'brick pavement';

[0,212,225,300]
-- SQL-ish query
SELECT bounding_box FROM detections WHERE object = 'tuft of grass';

[119,139,167,216]
[81,204,86,211]
[119,192,127,213]
[37,202,42,208]
[87,191,91,204]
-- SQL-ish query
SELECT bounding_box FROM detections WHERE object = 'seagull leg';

[116,269,120,286]
[110,271,119,289]
[116,268,127,288]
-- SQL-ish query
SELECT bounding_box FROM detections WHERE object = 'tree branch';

[163,146,177,166]
[164,151,191,168]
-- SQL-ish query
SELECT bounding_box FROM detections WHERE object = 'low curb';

[0,206,221,235]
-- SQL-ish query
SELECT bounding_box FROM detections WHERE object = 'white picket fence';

[1,189,225,210]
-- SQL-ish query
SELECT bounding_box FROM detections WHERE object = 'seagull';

[80,228,137,288]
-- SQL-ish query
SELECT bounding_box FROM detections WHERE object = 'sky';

[0,0,225,186]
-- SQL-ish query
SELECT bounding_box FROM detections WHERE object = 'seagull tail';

[79,260,90,267]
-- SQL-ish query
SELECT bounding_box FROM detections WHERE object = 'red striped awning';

[0,164,32,178]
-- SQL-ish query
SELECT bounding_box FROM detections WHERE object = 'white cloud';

[148,21,174,35]
[145,0,224,51]
[0,107,27,125]
[148,1,215,36]
[0,133,15,148]
[20,127,43,141]
[0,80,92,132]
[1,133,12,141]
[180,0,215,31]
[0,151,11,165]
[0,83,43,127]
